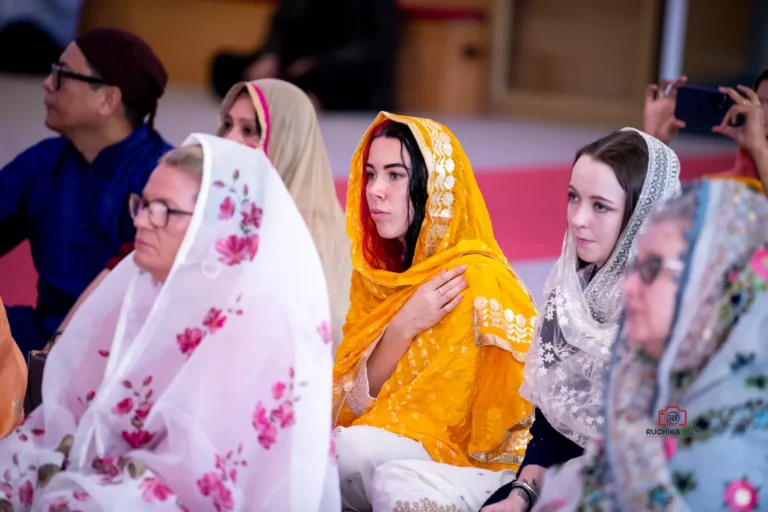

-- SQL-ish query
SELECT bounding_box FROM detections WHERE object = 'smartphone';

[674,85,741,129]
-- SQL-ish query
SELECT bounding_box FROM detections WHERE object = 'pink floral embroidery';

[77,390,96,409]
[243,234,259,260]
[91,457,122,483]
[213,444,247,486]
[317,321,333,345]
[197,472,234,511]
[115,377,156,449]
[136,401,152,420]
[241,202,263,229]
[213,168,264,267]
[176,298,243,358]
[122,430,154,449]
[2,452,40,504]
[272,382,286,400]
[73,491,89,502]
[140,477,174,503]
[750,248,768,279]
[98,349,110,358]
[253,403,278,450]
[19,480,34,506]
[112,398,134,416]
[218,197,236,220]
[177,327,204,355]
[252,369,306,449]
[723,477,759,512]
[203,308,228,334]
[216,235,259,265]
[272,402,295,428]
[48,497,71,512]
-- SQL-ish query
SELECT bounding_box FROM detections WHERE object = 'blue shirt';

[0,125,171,349]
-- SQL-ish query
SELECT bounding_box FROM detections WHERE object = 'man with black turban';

[0,27,173,355]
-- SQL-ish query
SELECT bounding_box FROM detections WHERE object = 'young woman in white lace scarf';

[0,135,339,511]
[532,178,768,511]
[482,128,681,512]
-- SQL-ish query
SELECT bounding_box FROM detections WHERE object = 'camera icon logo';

[658,405,687,427]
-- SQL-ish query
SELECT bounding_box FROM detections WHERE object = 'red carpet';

[0,153,735,307]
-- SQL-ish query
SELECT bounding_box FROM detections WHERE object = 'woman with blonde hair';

[219,79,351,350]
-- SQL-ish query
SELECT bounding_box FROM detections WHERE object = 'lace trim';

[468,413,534,466]
[333,332,383,424]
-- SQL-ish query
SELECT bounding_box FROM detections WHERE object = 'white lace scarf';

[520,128,682,447]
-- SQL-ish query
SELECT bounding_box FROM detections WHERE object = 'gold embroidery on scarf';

[421,119,455,257]
[11,398,22,423]
[473,296,536,361]
[469,413,534,465]
[394,499,461,512]
[379,114,450,257]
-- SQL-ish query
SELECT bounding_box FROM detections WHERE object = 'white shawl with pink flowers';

[0,134,339,511]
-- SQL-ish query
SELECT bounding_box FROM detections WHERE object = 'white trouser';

[335,425,516,512]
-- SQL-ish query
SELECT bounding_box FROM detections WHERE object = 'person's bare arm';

[481,467,544,512]
[365,318,413,397]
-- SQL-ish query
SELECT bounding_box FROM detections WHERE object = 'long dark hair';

[573,130,649,232]
[361,121,429,272]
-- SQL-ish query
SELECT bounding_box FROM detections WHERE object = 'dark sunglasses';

[129,193,194,229]
[50,63,110,91]
[629,254,684,285]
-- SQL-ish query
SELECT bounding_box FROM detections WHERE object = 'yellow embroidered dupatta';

[333,113,538,470]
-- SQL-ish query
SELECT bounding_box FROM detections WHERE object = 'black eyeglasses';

[129,193,194,229]
[50,63,110,91]
[629,254,684,285]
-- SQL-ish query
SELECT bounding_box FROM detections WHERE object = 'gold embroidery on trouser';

[394,499,461,512]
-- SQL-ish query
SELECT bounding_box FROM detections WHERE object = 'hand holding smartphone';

[674,85,744,130]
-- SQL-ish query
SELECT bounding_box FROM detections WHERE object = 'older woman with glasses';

[0,135,339,511]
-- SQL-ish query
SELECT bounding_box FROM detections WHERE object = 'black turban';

[75,27,168,128]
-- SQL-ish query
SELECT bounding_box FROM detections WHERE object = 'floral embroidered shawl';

[0,135,339,511]
[333,112,539,471]
[534,179,768,511]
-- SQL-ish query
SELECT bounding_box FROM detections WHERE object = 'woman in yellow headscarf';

[333,113,538,512]
[218,79,351,350]
[0,298,26,437]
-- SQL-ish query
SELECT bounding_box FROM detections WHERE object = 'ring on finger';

[438,286,445,296]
